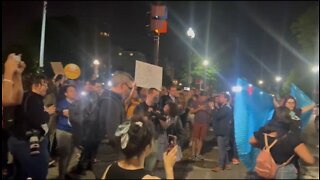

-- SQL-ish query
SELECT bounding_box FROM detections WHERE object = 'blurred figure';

[125,87,141,120]
[2,53,26,106]
[249,107,315,179]
[190,92,212,161]
[8,74,56,179]
[211,93,233,172]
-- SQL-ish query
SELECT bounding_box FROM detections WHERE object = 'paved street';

[47,118,319,179]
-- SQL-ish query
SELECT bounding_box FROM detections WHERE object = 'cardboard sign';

[64,64,81,80]
[135,60,162,90]
[50,62,65,75]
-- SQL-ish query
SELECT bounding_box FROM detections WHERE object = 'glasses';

[124,83,133,91]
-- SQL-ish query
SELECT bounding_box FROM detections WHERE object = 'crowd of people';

[2,53,318,179]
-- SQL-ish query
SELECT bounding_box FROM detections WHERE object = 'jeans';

[276,164,298,179]
[217,136,230,168]
[8,136,49,179]
[56,129,74,178]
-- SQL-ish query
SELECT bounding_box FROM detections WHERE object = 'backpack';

[255,133,295,179]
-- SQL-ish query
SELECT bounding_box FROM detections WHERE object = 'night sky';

[2,1,319,87]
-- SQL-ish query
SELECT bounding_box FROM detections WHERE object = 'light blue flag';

[290,84,314,128]
[234,78,274,171]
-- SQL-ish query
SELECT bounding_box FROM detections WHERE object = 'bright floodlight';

[249,84,253,87]
[203,60,209,66]
[275,76,282,82]
[93,59,100,65]
[258,80,264,85]
[187,28,195,39]
[232,86,242,93]
[312,65,319,73]
[107,81,112,87]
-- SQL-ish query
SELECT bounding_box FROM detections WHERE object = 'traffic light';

[150,4,167,34]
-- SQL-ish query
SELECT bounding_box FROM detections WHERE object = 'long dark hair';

[263,107,295,137]
[121,115,155,159]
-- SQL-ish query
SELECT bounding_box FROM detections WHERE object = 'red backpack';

[255,133,295,179]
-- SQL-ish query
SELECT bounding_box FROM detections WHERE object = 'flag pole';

[39,1,47,68]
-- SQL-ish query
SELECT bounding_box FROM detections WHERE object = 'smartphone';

[167,134,177,154]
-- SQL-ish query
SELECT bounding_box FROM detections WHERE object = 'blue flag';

[290,84,314,128]
[234,78,274,171]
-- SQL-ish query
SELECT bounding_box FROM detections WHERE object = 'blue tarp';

[234,79,314,171]
[234,78,274,171]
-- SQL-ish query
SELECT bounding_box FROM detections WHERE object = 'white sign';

[135,60,163,90]
[50,62,65,75]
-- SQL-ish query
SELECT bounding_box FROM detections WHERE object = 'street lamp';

[275,76,282,82]
[258,80,264,85]
[312,65,319,73]
[93,59,100,65]
[203,60,209,66]
[187,27,195,87]
[93,59,100,79]
[187,28,195,39]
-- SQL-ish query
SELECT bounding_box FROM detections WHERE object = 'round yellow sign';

[64,64,81,79]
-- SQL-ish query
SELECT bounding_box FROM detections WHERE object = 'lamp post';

[187,28,195,87]
[203,60,209,91]
[93,59,100,80]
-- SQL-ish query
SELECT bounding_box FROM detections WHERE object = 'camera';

[149,111,167,123]
[167,134,177,154]
[25,129,41,156]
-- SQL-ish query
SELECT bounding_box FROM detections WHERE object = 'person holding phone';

[102,115,177,179]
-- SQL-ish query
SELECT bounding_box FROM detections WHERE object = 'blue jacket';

[212,104,233,136]
[57,99,73,133]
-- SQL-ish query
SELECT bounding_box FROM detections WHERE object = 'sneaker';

[189,155,197,161]
[48,159,56,167]
[211,166,223,172]
[232,158,240,165]
[196,155,204,161]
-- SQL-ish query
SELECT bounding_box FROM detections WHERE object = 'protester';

[56,85,77,179]
[93,71,134,178]
[8,74,56,179]
[190,92,212,161]
[101,115,177,179]
[134,88,161,171]
[159,85,179,109]
[163,102,185,161]
[249,107,315,179]
[211,93,233,171]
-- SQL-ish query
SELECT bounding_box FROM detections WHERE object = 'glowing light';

[275,76,282,82]
[203,60,209,66]
[107,81,112,87]
[260,91,264,95]
[258,80,264,85]
[232,86,242,93]
[81,91,87,96]
[312,65,319,73]
[118,52,122,56]
[93,59,100,65]
[187,28,195,39]
[249,84,253,87]
[226,91,230,95]
[129,53,134,56]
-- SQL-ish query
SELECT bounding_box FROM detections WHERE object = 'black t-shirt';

[254,128,302,164]
[105,162,150,179]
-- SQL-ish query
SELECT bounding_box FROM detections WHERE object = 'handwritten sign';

[50,62,65,75]
[135,60,162,90]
